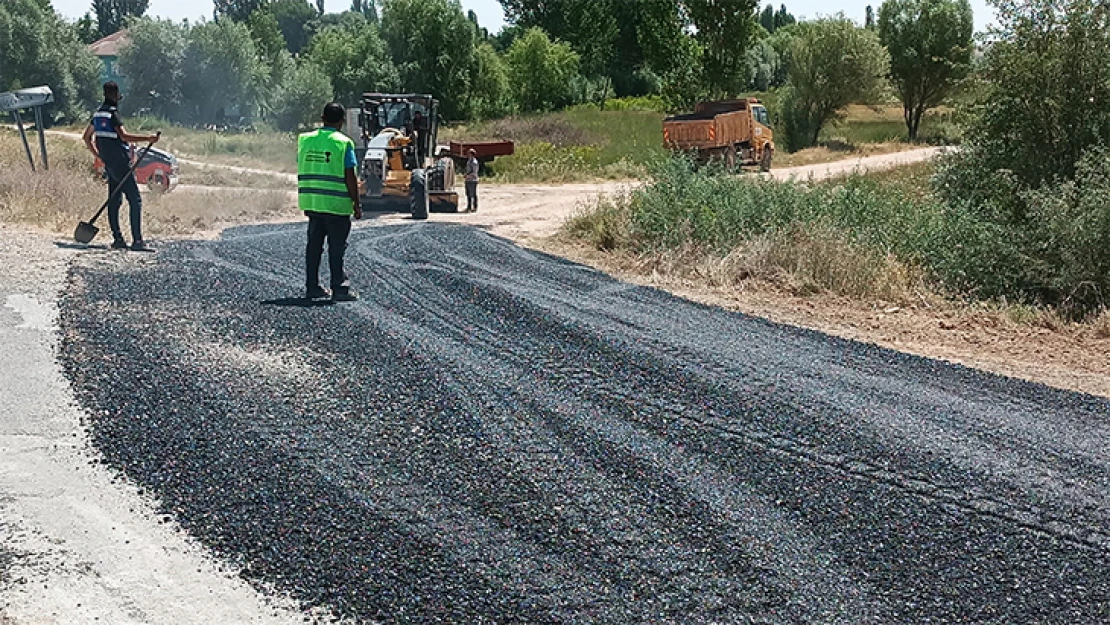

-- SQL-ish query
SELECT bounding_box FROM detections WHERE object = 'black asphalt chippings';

[58,222,1110,624]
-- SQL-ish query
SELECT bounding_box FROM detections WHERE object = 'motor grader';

[356,93,457,218]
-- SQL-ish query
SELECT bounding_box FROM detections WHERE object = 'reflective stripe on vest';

[297,129,354,215]
[93,110,118,138]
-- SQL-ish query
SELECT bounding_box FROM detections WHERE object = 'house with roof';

[88,30,129,94]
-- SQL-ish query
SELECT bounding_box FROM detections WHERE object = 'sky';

[51,0,997,36]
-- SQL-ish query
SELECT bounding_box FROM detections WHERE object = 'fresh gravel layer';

[58,222,1110,623]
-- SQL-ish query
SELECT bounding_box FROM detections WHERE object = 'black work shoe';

[305,286,331,301]
[130,240,155,252]
[332,289,359,302]
[111,238,129,250]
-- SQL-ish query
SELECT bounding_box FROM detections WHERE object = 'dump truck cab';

[663,98,775,171]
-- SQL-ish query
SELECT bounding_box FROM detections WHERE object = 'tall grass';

[566,158,941,301]
[567,153,1110,318]
[0,131,293,236]
[123,118,298,172]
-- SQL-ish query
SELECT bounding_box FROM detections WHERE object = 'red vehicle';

[93,144,179,193]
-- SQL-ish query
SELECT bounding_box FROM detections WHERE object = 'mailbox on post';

[1,86,54,171]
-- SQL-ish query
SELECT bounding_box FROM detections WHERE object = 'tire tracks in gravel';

[57,222,1110,624]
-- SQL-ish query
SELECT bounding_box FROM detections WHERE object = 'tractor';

[356,93,457,218]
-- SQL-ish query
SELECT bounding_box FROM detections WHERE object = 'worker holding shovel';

[82,81,160,251]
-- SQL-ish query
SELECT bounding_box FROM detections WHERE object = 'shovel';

[74,133,160,245]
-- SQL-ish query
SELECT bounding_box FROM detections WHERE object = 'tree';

[635,0,691,77]
[773,4,796,29]
[766,25,797,87]
[879,0,973,139]
[351,0,378,21]
[504,27,580,112]
[491,23,525,52]
[75,12,100,44]
[304,17,398,105]
[213,0,267,23]
[180,19,261,123]
[248,8,295,118]
[268,0,316,53]
[684,0,760,97]
[380,0,476,119]
[865,5,876,29]
[271,61,333,130]
[780,17,889,150]
[93,0,150,37]
[316,0,324,15]
[938,0,1110,200]
[468,41,512,118]
[760,4,775,32]
[500,0,618,99]
[745,38,780,91]
[0,0,101,123]
[117,17,188,119]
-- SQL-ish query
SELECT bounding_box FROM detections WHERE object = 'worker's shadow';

[261,297,336,308]
[54,241,108,250]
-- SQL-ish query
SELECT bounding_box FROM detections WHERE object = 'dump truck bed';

[449,140,515,160]
[663,101,753,150]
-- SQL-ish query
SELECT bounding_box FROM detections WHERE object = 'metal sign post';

[11,109,36,171]
[0,86,54,171]
[33,106,48,170]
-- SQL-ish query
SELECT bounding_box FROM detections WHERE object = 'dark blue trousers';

[106,167,143,242]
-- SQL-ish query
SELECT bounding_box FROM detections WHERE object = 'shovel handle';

[87,133,161,225]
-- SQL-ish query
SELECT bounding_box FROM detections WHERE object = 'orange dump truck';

[663,98,775,171]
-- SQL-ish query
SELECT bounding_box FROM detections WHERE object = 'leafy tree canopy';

[0,0,100,123]
[780,16,889,150]
[93,0,149,37]
[879,0,973,139]
[504,26,580,112]
[380,0,475,119]
[267,0,317,53]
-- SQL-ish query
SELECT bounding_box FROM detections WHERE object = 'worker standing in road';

[465,148,479,212]
[82,81,160,252]
[298,102,362,302]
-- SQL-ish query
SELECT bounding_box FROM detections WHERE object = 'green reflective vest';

[297,128,355,215]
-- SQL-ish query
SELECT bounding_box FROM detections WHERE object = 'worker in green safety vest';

[298,102,362,302]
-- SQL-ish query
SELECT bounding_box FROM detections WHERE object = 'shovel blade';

[74,221,99,244]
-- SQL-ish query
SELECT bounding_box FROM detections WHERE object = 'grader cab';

[356,93,457,218]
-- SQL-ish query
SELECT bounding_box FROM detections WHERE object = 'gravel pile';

[58,222,1110,623]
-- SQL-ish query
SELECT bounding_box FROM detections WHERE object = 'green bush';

[271,62,333,132]
[934,149,1110,313]
[930,0,1110,315]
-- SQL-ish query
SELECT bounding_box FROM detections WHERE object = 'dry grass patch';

[2,130,293,237]
[774,141,920,169]
[179,164,294,190]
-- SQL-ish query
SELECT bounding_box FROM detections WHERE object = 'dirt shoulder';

[0,226,306,624]
[528,238,1110,399]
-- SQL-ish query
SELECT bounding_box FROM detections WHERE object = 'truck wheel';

[428,160,446,192]
[410,169,429,220]
[760,148,773,172]
[147,173,167,193]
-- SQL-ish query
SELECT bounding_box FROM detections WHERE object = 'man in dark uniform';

[82,81,161,251]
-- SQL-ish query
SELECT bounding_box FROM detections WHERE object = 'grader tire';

[410,168,429,220]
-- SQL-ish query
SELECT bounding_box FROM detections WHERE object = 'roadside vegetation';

[0,130,290,235]
[566,0,1110,325]
[442,102,952,183]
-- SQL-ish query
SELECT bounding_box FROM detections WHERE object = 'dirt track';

[53,222,1110,623]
